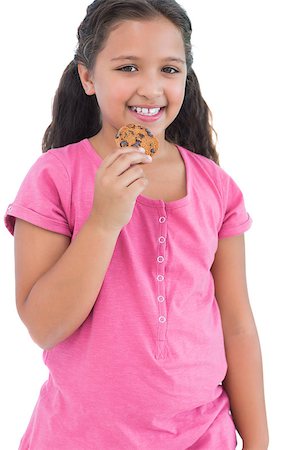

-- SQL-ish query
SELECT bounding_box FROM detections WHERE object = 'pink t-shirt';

[4,139,252,449]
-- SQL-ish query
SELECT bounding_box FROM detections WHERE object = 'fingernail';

[138,147,146,153]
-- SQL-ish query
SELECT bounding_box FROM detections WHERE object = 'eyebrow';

[111,56,186,64]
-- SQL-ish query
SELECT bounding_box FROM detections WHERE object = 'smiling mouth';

[129,106,164,116]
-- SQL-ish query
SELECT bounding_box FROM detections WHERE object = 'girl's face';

[81,17,187,142]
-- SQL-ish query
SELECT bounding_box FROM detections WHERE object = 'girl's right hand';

[89,147,152,232]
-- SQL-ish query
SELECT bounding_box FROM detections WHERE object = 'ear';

[77,63,95,96]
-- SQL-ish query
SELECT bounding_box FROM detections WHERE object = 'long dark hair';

[42,0,219,164]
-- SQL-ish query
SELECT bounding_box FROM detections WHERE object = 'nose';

[136,71,164,100]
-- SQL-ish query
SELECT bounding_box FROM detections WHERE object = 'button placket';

[156,212,168,359]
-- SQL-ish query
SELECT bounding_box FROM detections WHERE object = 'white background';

[0,1,299,448]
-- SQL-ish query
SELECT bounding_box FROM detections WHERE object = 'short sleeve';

[4,152,72,237]
[218,169,253,239]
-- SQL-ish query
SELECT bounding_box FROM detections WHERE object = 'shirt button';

[7,206,12,212]
[157,296,165,303]
[159,316,166,323]
[158,236,166,244]
[157,275,164,282]
[157,256,164,263]
[159,217,166,223]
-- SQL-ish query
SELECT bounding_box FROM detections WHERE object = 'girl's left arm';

[211,234,269,450]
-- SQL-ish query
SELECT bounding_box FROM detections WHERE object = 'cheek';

[169,81,186,106]
[105,80,132,104]
[93,74,125,104]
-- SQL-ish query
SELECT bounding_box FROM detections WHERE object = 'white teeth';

[149,108,160,114]
[130,106,161,116]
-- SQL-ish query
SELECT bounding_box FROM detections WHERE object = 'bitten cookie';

[115,123,159,157]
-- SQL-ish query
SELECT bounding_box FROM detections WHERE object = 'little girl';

[4,0,269,448]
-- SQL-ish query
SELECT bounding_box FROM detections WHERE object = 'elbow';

[32,324,71,350]
[18,311,57,350]
[36,336,58,351]
[27,328,59,350]
[18,304,67,350]
[22,314,75,349]
[21,315,67,350]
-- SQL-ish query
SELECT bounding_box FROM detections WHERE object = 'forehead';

[99,18,186,61]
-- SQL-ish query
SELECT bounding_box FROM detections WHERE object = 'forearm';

[222,328,269,449]
[23,217,120,349]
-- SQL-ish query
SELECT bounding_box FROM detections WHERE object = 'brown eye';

[118,65,137,72]
[163,67,179,74]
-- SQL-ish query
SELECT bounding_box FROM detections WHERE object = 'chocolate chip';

[120,140,129,147]
[146,128,153,137]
